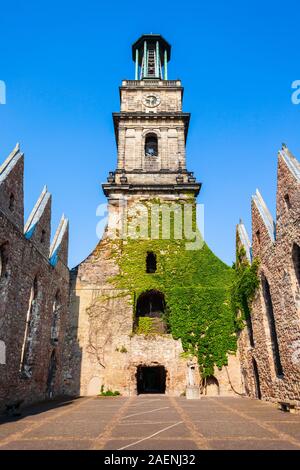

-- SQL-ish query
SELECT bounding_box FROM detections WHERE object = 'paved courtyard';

[1,395,300,450]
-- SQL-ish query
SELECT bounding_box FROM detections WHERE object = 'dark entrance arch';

[137,365,166,394]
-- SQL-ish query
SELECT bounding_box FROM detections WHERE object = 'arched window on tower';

[146,252,157,273]
[20,276,40,378]
[261,274,283,377]
[292,243,300,287]
[145,133,158,157]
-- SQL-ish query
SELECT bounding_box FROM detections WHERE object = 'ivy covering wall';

[111,233,235,376]
[108,202,258,377]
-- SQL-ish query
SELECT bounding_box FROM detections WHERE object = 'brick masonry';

[0,145,69,410]
[237,145,300,408]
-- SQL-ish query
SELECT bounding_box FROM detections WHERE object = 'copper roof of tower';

[132,34,171,62]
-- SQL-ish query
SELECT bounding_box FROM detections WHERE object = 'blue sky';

[1,0,299,267]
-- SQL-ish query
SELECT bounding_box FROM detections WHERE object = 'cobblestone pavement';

[1,396,300,450]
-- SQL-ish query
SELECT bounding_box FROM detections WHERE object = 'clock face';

[143,94,160,108]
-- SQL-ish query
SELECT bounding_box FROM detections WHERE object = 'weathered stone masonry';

[0,144,69,410]
[237,145,300,408]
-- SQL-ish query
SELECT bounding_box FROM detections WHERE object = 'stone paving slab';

[103,439,199,451]
[193,420,275,439]
[24,420,108,439]
[0,439,94,450]
[111,422,190,439]
[264,422,300,439]
[208,439,300,450]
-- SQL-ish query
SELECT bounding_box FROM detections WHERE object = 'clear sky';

[1,0,299,267]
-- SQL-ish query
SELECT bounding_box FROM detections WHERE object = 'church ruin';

[0,34,299,411]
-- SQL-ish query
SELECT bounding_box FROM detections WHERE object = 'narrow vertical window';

[20,276,39,378]
[284,193,291,210]
[146,251,157,273]
[40,230,46,244]
[51,291,61,344]
[261,275,283,377]
[252,358,261,399]
[246,315,255,347]
[0,246,4,279]
[46,350,57,398]
[9,193,15,212]
[256,230,261,245]
[292,243,300,286]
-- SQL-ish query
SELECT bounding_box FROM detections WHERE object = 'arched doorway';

[204,376,220,396]
[136,365,166,394]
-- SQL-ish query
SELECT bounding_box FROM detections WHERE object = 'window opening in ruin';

[40,230,46,244]
[137,365,166,394]
[9,193,15,211]
[19,276,39,378]
[261,274,284,377]
[284,193,291,210]
[51,291,61,344]
[292,243,300,286]
[145,133,158,157]
[146,251,157,273]
[247,316,255,347]
[51,292,61,344]
[0,340,6,365]
[256,230,261,245]
[0,246,5,279]
[136,290,165,318]
[46,349,57,398]
[252,358,261,399]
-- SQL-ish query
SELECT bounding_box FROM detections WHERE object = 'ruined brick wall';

[237,145,300,407]
[0,146,69,410]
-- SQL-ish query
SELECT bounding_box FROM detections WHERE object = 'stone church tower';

[65,34,243,397]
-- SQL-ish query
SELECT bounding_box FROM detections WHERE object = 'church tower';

[66,35,243,398]
[103,34,200,200]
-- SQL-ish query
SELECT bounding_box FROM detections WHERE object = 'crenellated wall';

[0,145,69,410]
[237,144,300,408]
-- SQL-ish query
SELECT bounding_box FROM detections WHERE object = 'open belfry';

[0,34,299,413]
